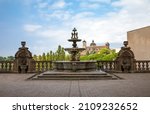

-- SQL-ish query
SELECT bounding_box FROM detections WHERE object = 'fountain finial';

[71,28,78,39]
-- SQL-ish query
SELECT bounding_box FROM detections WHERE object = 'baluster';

[2,62,4,71]
[38,61,40,72]
[36,62,38,72]
[40,62,42,71]
[106,62,108,70]
[97,62,99,70]
[46,62,48,71]
[107,62,110,70]
[138,62,140,71]
[11,62,14,71]
[109,62,112,70]
[44,62,46,71]
[8,62,10,71]
[0,62,1,71]
[105,62,108,70]
[43,62,46,71]
[142,62,145,71]
[113,62,115,70]
[144,62,146,71]
[39,62,41,71]
[140,62,143,71]
[5,62,7,71]
[101,62,104,70]
[148,62,150,71]
[48,62,50,70]
[35,62,37,72]
[138,62,141,71]
[3,62,6,71]
[146,62,149,71]
[47,62,50,70]
[111,62,113,70]
[50,61,52,70]
[8,62,11,72]
[135,62,137,71]
[6,62,8,71]
[42,62,44,71]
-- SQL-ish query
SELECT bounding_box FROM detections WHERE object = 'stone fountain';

[53,28,96,72]
[33,28,117,80]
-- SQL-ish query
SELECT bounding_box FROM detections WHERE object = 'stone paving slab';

[0,73,150,97]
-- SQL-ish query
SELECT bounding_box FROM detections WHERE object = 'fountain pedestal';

[53,61,96,72]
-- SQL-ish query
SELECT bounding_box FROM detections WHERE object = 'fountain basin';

[53,61,96,72]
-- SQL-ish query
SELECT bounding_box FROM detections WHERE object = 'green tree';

[33,54,38,61]
[42,53,46,61]
[60,47,65,60]
[80,48,118,61]
[38,55,42,61]
[56,45,61,60]
[6,56,14,61]
[52,52,56,61]
[55,45,66,61]
[0,56,4,61]
[46,52,50,61]
[65,54,70,60]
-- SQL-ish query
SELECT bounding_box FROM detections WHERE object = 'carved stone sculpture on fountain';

[65,28,85,61]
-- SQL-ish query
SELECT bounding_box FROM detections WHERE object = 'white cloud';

[37,28,68,38]
[43,10,72,20]
[24,0,150,53]
[24,24,42,32]
[50,0,67,9]
[78,0,111,4]
[71,0,150,44]
[79,0,111,9]
[37,2,48,8]
[80,2,100,9]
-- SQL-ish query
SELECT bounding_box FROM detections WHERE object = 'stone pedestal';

[115,41,136,72]
[53,61,96,72]
[14,41,35,73]
[20,65,28,73]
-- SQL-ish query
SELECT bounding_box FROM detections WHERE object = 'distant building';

[127,26,150,60]
[80,40,110,56]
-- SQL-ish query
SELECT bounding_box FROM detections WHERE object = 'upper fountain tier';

[67,28,83,48]
[68,28,81,44]
[65,28,85,61]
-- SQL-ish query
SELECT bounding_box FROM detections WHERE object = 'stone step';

[35,77,114,80]
[33,74,117,80]
[38,75,112,78]
[31,71,118,80]
[36,76,115,80]
[42,71,107,75]
[42,73,107,76]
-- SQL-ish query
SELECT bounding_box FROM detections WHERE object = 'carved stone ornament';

[14,41,35,73]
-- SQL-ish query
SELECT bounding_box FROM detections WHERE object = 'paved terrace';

[0,73,150,97]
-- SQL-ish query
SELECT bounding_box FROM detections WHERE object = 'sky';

[0,0,150,56]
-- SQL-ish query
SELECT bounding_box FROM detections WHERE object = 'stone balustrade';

[0,61,14,72]
[35,61,53,72]
[97,61,116,72]
[1,60,150,73]
[134,60,150,72]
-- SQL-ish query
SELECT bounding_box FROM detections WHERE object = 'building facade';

[80,40,110,56]
[127,26,150,60]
